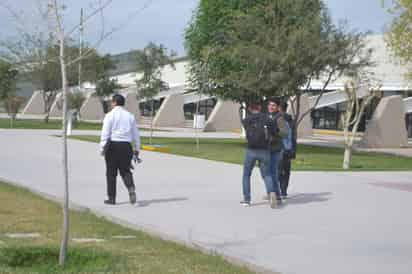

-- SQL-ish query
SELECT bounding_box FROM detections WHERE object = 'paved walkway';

[1,129,412,274]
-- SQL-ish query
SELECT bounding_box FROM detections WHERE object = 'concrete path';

[1,129,412,274]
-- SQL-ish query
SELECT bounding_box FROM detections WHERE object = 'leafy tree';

[86,52,118,113]
[67,90,86,120]
[0,60,18,101]
[4,95,25,127]
[185,0,373,140]
[185,0,264,104]
[2,33,115,121]
[2,35,83,122]
[83,53,116,82]
[0,60,19,126]
[94,76,120,113]
[386,0,412,78]
[135,42,176,144]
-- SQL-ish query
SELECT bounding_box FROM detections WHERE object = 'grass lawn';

[0,118,154,131]
[0,118,103,130]
[0,181,255,274]
[71,135,412,171]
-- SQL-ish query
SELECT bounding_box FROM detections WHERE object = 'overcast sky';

[0,0,393,56]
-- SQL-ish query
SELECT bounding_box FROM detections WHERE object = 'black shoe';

[127,186,137,204]
[277,198,283,205]
[129,192,137,204]
[104,199,116,205]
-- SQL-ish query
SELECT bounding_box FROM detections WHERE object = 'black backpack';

[243,114,272,149]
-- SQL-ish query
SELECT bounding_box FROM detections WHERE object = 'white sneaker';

[240,200,251,207]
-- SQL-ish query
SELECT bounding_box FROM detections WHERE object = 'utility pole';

[78,8,84,89]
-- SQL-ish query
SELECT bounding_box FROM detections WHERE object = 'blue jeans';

[242,148,274,202]
[270,151,282,197]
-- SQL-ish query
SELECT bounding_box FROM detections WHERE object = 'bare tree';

[45,0,70,265]
[189,48,212,151]
[2,0,155,266]
[47,0,155,265]
[341,80,378,169]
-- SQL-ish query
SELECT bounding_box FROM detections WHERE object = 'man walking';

[279,101,295,198]
[100,94,140,205]
[241,102,279,208]
[267,97,288,202]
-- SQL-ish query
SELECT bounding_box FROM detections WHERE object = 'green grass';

[0,246,116,273]
[0,181,255,274]
[0,118,103,130]
[72,135,412,171]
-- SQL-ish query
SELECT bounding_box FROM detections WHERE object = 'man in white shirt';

[100,94,141,205]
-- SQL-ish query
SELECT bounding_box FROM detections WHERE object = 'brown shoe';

[269,192,278,209]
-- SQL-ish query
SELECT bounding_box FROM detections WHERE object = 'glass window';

[406,113,412,138]
[139,98,164,117]
[184,98,217,120]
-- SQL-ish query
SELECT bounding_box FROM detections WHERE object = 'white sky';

[0,0,394,56]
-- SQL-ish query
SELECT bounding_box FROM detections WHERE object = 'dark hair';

[248,102,262,111]
[268,96,281,106]
[112,94,125,106]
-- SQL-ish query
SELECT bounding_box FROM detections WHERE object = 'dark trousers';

[279,152,292,196]
[105,142,135,199]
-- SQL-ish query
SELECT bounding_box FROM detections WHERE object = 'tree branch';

[65,0,114,37]
[297,69,335,126]
[66,0,155,67]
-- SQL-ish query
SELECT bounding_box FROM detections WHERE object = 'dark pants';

[269,151,282,197]
[279,152,292,196]
[105,141,135,200]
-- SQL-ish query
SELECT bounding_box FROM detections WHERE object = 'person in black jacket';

[278,101,296,198]
[241,102,280,208]
[267,97,288,203]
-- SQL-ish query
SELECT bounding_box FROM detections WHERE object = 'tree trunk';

[194,95,201,151]
[44,112,50,123]
[150,99,154,145]
[44,93,54,124]
[293,94,301,155]
[343,145,352,170]
[58,35,70,267]
[100,98,106,115]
